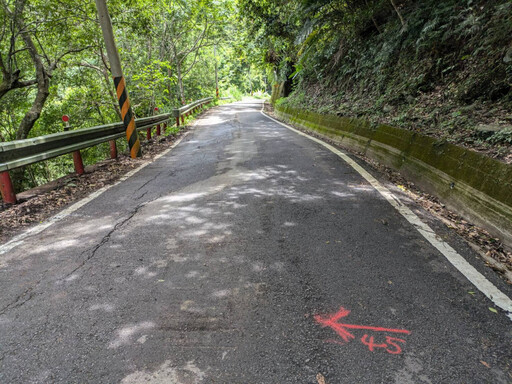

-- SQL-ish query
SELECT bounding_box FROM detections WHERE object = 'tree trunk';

[15,75,50,140]
[167,67,173,102]
[0,1,36,101]
[15,21,50,140]
[389,0,406,29]
[176,60,185,105]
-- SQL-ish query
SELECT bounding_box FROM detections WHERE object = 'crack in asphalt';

[136,172,162,192]
[136,190,149,200]
[0,285,38,315]
[0,189,169,317]
[0,198,156,316]
[63,203,146,279]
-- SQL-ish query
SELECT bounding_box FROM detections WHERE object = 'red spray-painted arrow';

[314,307,411,343]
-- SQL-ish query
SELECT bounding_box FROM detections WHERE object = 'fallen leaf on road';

[480,360,490,368]
[468,291,475,295]
[488,307,498,313]
[316,373,327,384]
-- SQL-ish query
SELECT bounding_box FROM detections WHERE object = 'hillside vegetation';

[240,0,512,161]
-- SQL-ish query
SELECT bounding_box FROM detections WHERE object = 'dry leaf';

[316,373,327,384]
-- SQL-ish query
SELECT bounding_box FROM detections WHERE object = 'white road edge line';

[0,131,191,257]
[260,104,512,321]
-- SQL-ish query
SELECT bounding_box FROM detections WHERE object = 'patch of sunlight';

[89,303,115,312]
[331,191,356,198]
[108,321,155,349]
[184,216,207,224]
[161,192,208,203]
[195,115,224,126]
[28,239,79,258]
[185,270,200,278]
[134,266,157,278]
[180,300,204,313]
[212,289,232,298]
[121,360,206,384]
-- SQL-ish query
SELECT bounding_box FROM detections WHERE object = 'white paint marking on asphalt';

[261,104,512,321]
[0,132,191,257]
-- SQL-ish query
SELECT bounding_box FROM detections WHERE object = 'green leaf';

[488,307,498,313]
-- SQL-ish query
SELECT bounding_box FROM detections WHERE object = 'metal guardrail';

[0,115,168,172]
[0,97,214,203]
[0,97,213,173]
[174,97,213,118]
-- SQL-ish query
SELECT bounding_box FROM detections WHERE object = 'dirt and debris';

[0,130,188,244]
[264,102,512,283]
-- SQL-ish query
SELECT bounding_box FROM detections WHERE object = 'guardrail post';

[63,115,85,175]
[162,122,167,134]
[146,127,151,140]
[181,115,185,125]
[176,116,180,127]
[73,151,85,175]
[0,171,17,204]
[110,140,117,159]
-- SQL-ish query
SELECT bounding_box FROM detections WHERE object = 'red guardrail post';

[110,140,117,159]
[146,127,151,140]
[176,116,180,127]
[63,115,85,175]
[0,171,17,204]
[73,151,85,175]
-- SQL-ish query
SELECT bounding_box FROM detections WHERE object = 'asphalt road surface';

[1,100,511,383]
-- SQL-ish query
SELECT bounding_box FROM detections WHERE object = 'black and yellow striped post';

[114,76,140,157]
[95,0,141,158]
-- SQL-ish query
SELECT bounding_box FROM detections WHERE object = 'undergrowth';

[278,0,512,161]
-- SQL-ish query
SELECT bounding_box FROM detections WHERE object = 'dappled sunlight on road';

[108,320,156,349]
[121,360,207,384]
[0,100,407,383]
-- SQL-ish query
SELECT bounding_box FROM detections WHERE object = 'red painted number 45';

[361,335,406,354]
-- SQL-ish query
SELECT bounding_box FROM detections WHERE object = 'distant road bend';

[0,100,511,383]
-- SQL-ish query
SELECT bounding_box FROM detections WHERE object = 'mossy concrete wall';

[270,83,285,104]
[274,104,512,248]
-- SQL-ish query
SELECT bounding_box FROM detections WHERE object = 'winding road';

[1,100,511,383]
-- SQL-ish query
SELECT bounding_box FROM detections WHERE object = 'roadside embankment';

[273,103,512,249]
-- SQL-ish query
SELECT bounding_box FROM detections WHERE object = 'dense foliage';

[0,0,268,191]
[2,0,512,195]
[239,0,512,159]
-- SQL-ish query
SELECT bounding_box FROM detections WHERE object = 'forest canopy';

[1,0,511,192]
[239,0,512,159]
[0,0,269,189]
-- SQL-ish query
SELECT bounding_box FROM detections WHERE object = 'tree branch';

[48,46,93,73]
